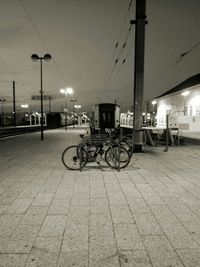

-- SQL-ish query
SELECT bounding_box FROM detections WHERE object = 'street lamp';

[74,104,81,109]
[21,104,29,125]
[31,53,52,140]
[60,87,74,130]
[0,99,6,127]
[74,104,82,125]
[181,91,190,115]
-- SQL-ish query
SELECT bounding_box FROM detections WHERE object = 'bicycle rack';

[79,133,121,171]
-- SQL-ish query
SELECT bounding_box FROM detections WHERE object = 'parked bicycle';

[62,131,131,170]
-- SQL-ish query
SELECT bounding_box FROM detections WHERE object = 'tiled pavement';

[0,127,200,266]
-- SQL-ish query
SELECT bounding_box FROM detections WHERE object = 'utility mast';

[132,0,147,151]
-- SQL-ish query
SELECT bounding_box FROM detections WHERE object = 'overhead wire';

[105,0,133,74]
[146,38,200,93]
[103,41,134,97]
[102,25,133,94]
[101,0,134,98]
[18,0,67,86]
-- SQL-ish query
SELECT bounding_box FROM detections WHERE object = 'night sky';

[0,0,200,112]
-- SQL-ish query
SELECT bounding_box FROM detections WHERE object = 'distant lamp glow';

[152,100,157,105]
[142,112,146,116]
[60,87,74,95]
[74,104,81,109]
[181,91,190,96]
[21,104,29,108]
[66,87,73,95]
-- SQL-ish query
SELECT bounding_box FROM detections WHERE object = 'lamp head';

[21,104,29,108]
[44,54,52,62]
[31,54,39,62]
[66,87,73,95]
[74,104,81,109]
[181,91,190,96]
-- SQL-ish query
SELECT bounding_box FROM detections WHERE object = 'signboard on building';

[31,95,52,101]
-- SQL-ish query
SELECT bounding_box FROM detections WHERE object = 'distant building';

[156,73,200,127]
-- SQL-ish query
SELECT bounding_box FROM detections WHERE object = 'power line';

[102,0,134,96]
[176,39,200,62]
[146,39,200,92]
[18,0,67,85]
[101,41,134,99]
[116,0,133,46]
[102,23,134,97]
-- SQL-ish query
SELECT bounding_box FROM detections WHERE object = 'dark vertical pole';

[13,81,16,127]
[40,59,44,140]
[165,114,169,152]
[65,94,68,131]
[49,98,51,112]
[73,102,75,128]
[2,102,4,128]
[132,0,147,151]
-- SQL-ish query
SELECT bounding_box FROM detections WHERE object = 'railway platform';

[0,127,200,266]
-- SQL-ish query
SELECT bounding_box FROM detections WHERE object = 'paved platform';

[0,127,200,266]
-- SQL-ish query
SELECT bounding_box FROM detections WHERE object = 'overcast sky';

[0,0,200,112]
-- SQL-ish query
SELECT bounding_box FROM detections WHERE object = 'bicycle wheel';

[120,141,132,157]
[105,146,130,169]
[62,145,87,170]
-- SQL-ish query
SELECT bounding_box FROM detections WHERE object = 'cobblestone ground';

[0,128,200,267]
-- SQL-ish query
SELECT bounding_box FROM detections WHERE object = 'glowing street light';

[60,87,74,130]
[21,104,29,108]
[181,91,190,97]
[74,104,81,109]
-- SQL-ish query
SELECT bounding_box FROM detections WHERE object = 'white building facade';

[156,73,200,130]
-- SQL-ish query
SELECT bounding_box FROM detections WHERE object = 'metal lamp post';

[0,99,6,127]
[31,54,52,140]
[60,87,74,131]
[70,99,77,127]
[74,104,82,125]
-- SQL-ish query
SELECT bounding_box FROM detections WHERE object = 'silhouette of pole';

[13,81,16,127]
[132,0,147,151]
